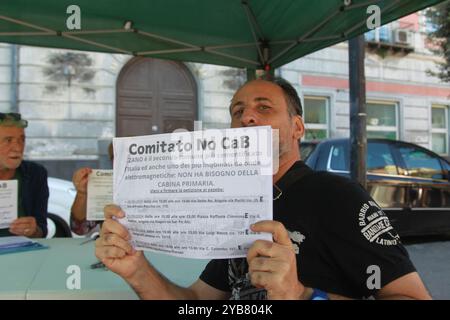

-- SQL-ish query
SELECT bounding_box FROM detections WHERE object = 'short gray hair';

[269,77,303,117]
[230,78,303,118]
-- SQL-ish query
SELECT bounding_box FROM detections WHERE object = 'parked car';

[47,177,76,238]
[301,138,450,236]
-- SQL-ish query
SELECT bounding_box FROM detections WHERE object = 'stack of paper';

[0,236,47,255]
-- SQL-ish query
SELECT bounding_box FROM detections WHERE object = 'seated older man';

[0,113,48,238]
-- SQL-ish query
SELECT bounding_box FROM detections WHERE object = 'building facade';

[0,12,448,179]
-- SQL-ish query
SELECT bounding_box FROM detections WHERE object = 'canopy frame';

[0,0,411,68]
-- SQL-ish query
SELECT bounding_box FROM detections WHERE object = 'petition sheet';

[87,170,113,221]
[113,126,273,258]
[0,180,18,229]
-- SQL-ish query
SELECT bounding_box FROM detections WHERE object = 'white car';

[46,177,77,238]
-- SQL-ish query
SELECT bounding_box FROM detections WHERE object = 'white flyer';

[87,170,113,221]
[113,126,273,259]
[0,180,18,229]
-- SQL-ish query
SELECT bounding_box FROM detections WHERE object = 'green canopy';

[0,0,444,68]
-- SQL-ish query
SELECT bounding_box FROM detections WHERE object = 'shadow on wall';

[32,139,113,181]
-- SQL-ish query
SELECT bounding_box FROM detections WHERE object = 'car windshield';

[367,142,398,175]
[398,146,444,180]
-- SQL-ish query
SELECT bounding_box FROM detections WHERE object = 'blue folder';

[0,236,48,255]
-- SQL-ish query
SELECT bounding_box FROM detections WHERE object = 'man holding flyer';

[0,113,48,238]
[111,124,273,259]
[95,78,430,300]
[70,143,114,236]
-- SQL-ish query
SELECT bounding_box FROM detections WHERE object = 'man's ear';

[292,115,304,141]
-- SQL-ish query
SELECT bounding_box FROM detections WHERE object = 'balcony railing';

[364,22,415,55]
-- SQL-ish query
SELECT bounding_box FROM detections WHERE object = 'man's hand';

[72,167,92,194]
[247,220,306,300]
[9,217,39,237]
[95,204,150,282]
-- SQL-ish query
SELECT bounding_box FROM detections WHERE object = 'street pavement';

[404,235,450,300]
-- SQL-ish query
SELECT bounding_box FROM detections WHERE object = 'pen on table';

[79,234,100,246]
[90,261,107,270]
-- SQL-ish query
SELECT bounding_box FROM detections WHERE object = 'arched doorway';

[116,57,197,137]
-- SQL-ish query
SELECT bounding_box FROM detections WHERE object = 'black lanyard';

[273,163,313,201]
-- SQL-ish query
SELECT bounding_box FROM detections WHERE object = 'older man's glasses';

[0,113,28,128]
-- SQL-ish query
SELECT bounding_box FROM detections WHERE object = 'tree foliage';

[426,0,450,82]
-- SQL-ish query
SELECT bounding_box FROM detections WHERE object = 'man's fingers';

[9,221,20,228]
[251,221,291,246]
[248,257,286,273]
[73,168,93,189]
[249,271,279,290]
[9,228,20,235]
[9,226,23,232]
[247,240,274,262]
[78,176,89,185]
[9,226,34,236]
[95,245,127,260]
[10,221,33,227]
[100,218,130,240]
[100,233,134,254]
[79,168,92,181]
[104,204,125,219]
[250,271,269,289]
[249,257,273,272]
[75,167,92,178]
[10,217,35,225]
[9,220,35,230]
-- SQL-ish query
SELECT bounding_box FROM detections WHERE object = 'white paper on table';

[113,126,274,259]
[87,169,113,221]
[0,180,18,229]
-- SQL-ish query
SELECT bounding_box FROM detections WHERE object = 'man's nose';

[11,140,24,151]
[240,108,258,127]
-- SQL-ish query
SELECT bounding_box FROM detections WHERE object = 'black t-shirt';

[199,161,416,299]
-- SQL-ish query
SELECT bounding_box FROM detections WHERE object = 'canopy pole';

[348,35,367,188]
[263,64,274,80]
[10,44,19,113]
[246,65,275,81]
[246,68,256,81]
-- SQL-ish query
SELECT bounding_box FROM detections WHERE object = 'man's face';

[0,126,25,170]
[230,80,303,159]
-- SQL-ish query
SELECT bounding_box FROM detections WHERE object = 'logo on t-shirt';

[228,258,267,300]
[358,201,400,246]
[228,230,305,299]
[288,230,306,254]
